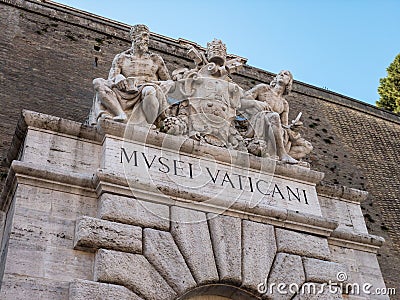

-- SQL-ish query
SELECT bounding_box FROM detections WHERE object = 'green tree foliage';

[377,53,400,114]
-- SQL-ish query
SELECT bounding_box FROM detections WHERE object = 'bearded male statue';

[89,24,172,126]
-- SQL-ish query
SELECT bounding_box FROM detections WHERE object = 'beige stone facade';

[0,111,390,299]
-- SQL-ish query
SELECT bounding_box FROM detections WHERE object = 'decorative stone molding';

[93,167,338,237]
[329,229,385,253]
[0,160,94,211]
[5,110,101,168]
[317,182,368,204]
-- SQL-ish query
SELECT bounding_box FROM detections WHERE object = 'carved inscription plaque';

[101,137,322,216]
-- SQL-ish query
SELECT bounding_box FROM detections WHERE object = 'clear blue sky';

[53,0,400,106]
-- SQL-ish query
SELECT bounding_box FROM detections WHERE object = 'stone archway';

[72,196,345,300]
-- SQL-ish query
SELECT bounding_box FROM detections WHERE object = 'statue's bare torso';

[110,51,166,84]
[246,84,289,125]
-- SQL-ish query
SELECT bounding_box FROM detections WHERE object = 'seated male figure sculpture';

[90,24,171,126]
[241,70,312,163]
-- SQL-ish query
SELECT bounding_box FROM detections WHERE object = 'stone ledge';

[1,0,129,39]
[0,160,95,211]
[328,229,385,253]
[74,216,142,253]
[21,110,101,141]
[317,182,368,203]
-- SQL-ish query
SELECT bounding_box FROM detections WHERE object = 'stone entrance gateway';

[0,111,388,299]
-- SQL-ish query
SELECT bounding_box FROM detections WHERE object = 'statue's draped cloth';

[89,81,171,125]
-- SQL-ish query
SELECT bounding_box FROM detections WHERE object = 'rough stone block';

[242,220,276,291]
[170,206,219,284]
[98,193,170,230]
[276,228,330,260]
[303,257,347,283]
[143,228,196,294]
[208,213,241,284]
[69,279,143,300]
[95,249,176,300]
[266,253,305,300]
[74,216,142,253]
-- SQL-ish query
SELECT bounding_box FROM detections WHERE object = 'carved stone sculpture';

[89,24,172,126]
[87,25,312,164]
[163,39,248,150]
[240,70,313,162]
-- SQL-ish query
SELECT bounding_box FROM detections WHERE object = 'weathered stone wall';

[0,0,399,292]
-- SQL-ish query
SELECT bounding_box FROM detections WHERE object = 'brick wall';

[0,0,399,292]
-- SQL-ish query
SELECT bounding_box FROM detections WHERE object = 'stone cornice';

[329,229,385,253]
[0,160,95,211]
[316,181,368,204]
